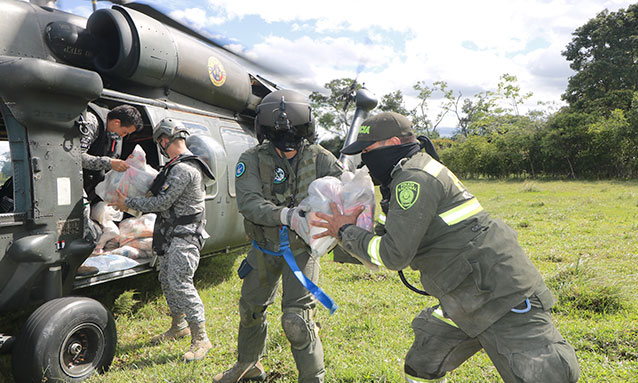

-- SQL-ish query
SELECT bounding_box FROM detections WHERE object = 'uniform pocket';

[429,254,473,295]
[510,341,580,383]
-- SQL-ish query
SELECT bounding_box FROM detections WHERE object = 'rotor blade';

[122,2,274,73]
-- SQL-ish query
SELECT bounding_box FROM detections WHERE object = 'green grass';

[1,180,637,382]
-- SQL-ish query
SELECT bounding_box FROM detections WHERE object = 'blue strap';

[252,226,337,315]
[511,298,531,313]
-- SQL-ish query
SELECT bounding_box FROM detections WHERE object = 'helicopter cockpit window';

[181,122,210,137]
[179,121,223,198]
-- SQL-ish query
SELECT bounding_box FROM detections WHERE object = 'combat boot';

[212,360,266,382]
[150,313,190,345]
[183,321,212,362]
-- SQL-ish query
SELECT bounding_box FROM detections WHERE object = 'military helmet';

[153,118,189,157]
[255,89,315,148]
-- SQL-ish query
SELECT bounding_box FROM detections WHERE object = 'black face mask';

[271,130,300,152]
[361,142,420,186]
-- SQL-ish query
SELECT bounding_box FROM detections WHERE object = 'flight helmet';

[255,89,315,151]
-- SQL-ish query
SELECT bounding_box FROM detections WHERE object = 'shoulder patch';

[235,162,246,178]
[273,167,286,184]
[396,181,420,210]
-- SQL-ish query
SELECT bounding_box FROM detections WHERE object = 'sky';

[55,0,635,133]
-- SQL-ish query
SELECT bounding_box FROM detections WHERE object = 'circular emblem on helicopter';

[273,167,286,184]
[208,56,227,87]
[235,162,246,178]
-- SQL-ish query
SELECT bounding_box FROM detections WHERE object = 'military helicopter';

[0,0,377,381]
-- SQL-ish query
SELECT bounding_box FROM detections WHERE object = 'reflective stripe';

[423,160,445,178]
[367,236,383,266]
[432,307,458,328]
[405,373,447,383]
[377,213,386,224]
[439,198,483,225]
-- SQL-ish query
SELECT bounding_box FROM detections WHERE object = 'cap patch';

[396,181,420,210]
[359,125,371,134]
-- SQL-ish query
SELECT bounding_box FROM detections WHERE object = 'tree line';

[313,4,638,179]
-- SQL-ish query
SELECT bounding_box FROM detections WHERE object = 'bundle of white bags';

[296,167,376,258]
[95,145,158,215]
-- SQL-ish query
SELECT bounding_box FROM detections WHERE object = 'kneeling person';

[313,112,580,383]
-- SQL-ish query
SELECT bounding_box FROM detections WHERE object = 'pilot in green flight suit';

[213,90,343,383]
[312,112,580,383]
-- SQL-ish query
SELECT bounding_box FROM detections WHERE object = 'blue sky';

[56,0,634,130]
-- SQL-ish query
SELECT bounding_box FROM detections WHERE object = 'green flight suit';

[340,152,580,383]
[234,141,342,383]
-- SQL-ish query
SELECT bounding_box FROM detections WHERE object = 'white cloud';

[169,7,225,30]
[57,0,636,125]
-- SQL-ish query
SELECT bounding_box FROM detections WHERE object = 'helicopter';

[0,0,378,381]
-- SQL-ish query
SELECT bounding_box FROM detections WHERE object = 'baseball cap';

[341,111,415,155]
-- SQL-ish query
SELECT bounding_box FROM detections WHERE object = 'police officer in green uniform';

[312,112,580,383]
[213,90,343,383]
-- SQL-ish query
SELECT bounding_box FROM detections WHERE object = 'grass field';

[1,180,637,382]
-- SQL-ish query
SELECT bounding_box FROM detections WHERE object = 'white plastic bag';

[297,176,343,257]
[340,167,375,232]
[110,245,141,259]
[90,201,122,253]
[81,253,141,274]
[296,168,376,258]
[118,214,156,245]
[95,145,158,205]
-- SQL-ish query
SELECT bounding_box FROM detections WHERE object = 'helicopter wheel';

[11,297,116,383]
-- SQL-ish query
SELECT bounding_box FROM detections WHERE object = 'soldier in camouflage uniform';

[213,90,343,383]
[78,104,143,276]
[313,112,580,383]
[80,104,143,198]
[111,118,215,362]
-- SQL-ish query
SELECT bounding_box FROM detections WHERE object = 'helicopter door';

[219,125,257,198]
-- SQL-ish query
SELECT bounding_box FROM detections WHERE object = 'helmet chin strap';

[158,138,175,158]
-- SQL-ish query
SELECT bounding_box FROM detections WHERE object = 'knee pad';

[281,309,316,350]
[239,299,266,328]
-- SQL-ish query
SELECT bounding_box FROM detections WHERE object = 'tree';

[410,80,454,138]
[309,78,360,137]
[318,136,345,159]
[562,4,638,113]
[454,91,499,137]
[378,90,409,116]
[496,73,532,116]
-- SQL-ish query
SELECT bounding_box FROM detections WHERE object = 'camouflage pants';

[237,247,325,383]
[405,296,580,383]
[158,237,205,324]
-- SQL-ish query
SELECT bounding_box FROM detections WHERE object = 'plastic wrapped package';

[110,245,141,259]
[118,214,156,244]
[340,167,375,232]
[90,201,122,253]
[94,145,158,212]
[297,176,343,257]
[120,238,153,258]
[81,253,141,274]
[296,168,376,258]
